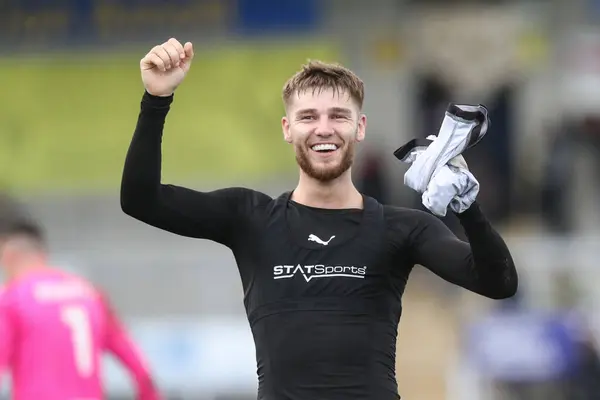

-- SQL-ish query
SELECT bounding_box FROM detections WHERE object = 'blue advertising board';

[465,310,579,382]
[0,0,321,48]
[235,0,319,34]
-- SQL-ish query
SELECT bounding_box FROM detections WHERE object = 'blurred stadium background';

[2,0,600,399]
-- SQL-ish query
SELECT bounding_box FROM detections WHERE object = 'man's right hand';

[140,38,194,97]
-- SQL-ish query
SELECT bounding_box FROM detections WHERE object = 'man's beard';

[295,141,355,182]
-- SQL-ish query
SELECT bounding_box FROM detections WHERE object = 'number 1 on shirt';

[60,305,94,377]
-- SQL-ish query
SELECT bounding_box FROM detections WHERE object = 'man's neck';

[292,170,363,209]
[8,258,47,283]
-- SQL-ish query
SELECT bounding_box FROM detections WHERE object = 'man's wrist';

[142,91,174,109]
[455,201,482,220]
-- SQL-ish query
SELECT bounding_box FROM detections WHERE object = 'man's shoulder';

[221,187,275,211]
[0,286,10,304]
[382,204,436,222]
[18,271,101,305]
[0,282,24,311]
[225,187,273,201]
[382,204,444,233]
[0,277,30,304]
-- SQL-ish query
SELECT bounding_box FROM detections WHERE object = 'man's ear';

[282,116,292,143]
[356,114,367,142]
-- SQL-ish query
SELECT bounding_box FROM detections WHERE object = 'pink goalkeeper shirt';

[0,268,161,400]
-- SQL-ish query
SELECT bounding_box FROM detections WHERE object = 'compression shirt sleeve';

[407,202,518,299]
[121,92,258,247]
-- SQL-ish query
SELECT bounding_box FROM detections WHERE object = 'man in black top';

[121,38,518,400]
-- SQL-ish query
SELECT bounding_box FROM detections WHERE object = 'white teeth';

[311,143,338,152]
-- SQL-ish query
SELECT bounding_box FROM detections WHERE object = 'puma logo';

[308,234,336,246]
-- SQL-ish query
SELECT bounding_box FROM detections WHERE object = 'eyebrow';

[330,107,352,115]
[295,107,353,115]
[296,108,318,115]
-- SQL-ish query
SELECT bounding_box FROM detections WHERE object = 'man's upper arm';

[121,93,270,247]
[101,294,149,373]
[123,185,265,246]
[100,294,160,398]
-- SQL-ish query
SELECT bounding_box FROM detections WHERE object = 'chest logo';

[273,264,367,282]
[308,234,335,246]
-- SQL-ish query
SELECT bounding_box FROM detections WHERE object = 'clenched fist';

[140,38,194,97]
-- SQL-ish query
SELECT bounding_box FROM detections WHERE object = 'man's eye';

[332,115,346,119]
[300,116,315,120]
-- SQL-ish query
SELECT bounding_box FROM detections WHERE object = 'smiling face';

[282,88,366,181]
[281,61,367,182]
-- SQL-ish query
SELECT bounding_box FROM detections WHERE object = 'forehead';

[287,87,358,113]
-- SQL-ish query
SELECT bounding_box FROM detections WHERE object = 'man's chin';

[301,162,350,182]
[309,156,339,167]
[295,145,354,182]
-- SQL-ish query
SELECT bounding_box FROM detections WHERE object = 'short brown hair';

[0,220,45,242]
[0,219,46,250]
[282,60,365,109]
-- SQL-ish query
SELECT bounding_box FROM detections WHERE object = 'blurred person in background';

[487,294,576,400]
[0,220,161,400]
[541,115,600,234]
[553,271,600,400]
[355,145,389,204]
[121,38,518,400]
[570,323,600,400]
[466,272,590,400]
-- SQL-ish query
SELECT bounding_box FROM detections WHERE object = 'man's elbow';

[487,278,519,300]
[120,192,137,217]
[120,190,148,219]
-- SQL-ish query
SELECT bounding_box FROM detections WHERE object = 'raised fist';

[140,38,194,97]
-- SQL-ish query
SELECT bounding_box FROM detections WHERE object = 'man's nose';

[315,116,334,136]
